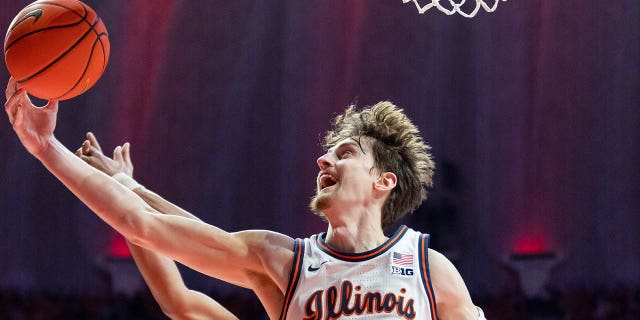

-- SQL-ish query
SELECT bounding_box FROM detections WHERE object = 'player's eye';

[339,150,353,159]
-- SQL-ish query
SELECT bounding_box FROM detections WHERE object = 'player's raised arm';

[4,79,294,305]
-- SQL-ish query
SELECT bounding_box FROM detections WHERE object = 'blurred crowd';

[0,287,264,320]
[1,283,639,319]
[478,284,640,320]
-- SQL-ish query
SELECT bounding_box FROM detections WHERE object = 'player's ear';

[375,172,397,191]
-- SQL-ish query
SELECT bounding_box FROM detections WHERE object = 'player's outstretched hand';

[5,77,59,156]
[76,132,134,177]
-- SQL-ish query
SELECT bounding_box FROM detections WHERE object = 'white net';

[402,0,508,18]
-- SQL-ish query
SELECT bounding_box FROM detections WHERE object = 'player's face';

[310,136,380,214]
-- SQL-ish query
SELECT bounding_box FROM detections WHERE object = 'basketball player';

[5,77,485,319]
[75,133,237,320]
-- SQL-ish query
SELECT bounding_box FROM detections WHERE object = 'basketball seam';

[37,1,106,38]
[55,26,107,99]
[17,21,95,83]
[6,2,107,53]
[5,22,86,52]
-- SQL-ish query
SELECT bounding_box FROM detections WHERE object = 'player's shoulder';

[427,248,462,285]
[234,229,295,249]
[233,229,297,263]
[427,249,474,308]
[426,248,452,267]
[233,230,298,289]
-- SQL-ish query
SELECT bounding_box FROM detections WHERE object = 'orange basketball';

[4,0,110,100]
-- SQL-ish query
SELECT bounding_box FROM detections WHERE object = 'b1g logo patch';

[391,251,414,276]
[391,265,415,276]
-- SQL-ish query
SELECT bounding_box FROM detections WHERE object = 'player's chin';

[309,192,332,212]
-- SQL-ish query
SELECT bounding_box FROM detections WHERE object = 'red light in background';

[513,234,550,255]
[108,233,131,258]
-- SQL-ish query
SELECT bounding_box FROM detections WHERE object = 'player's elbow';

[159,290,237,320]
[162,306,235,320]
[121,208,156,247]
[157,296,196,320]
[159,304,186,320]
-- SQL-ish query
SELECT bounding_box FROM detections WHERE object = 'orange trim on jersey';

[419,234,438,319]
[279,238,305,320]
[317,225,408,261]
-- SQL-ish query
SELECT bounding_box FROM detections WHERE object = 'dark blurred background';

[1,1,639,319]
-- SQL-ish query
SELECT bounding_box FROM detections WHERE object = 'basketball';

[4,0,110,100]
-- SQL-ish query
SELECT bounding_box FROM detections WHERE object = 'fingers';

[76,141,89,155]
[5,83,44,127]
[6,78,50,111]
[5,88,26,126]
[78,140,100,158]
[122,142,132,165]
[5,95,17,126]
[81,140,91,154]
[113,145,123,162]
[76,142,97,165]
[44,99,58,113]
[5,77,19,101]
[78,154,97,167]
[76,141,101,168]
[86,132,102,152]
[75,147,83,157]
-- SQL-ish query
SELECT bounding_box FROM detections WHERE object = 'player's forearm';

[37,137,150,239]
[127,241,239,320]
[133,187,201,221]
[126,240,189,305]
[110,173,201,221]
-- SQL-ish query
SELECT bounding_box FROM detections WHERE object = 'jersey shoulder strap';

[279,238,305,320]
[418,233,438,319]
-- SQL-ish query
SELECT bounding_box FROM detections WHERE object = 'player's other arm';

[76,135,239,319]
[76,132,199,220]
[428,249,487,320]
[127,241,238,320]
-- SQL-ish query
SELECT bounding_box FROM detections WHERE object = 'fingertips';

[44,99,58,111]
[4,88,23,124]
[88,132,104,152]
[113,146,123,161]
[5,77,17,101]
[81,140,91,154]
[86,132,94,144]
[122,142,133,165]
[5,88,23,107]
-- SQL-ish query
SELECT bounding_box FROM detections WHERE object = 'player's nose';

[317,153,333,170]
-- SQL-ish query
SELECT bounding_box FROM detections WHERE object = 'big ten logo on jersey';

[392,265,414,276]
[391,251,414,276]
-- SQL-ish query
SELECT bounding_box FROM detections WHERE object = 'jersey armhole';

[278,238,305,320]
[418,234,438,319]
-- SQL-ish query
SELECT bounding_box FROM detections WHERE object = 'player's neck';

[324,216,387,253]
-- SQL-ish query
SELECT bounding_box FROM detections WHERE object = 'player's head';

[311,101,435,229]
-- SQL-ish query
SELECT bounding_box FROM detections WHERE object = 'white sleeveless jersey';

[279,225,437,320]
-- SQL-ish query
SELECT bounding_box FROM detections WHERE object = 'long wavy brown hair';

[321,101,435,229]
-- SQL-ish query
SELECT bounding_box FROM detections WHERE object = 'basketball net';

[402,0,507,18]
